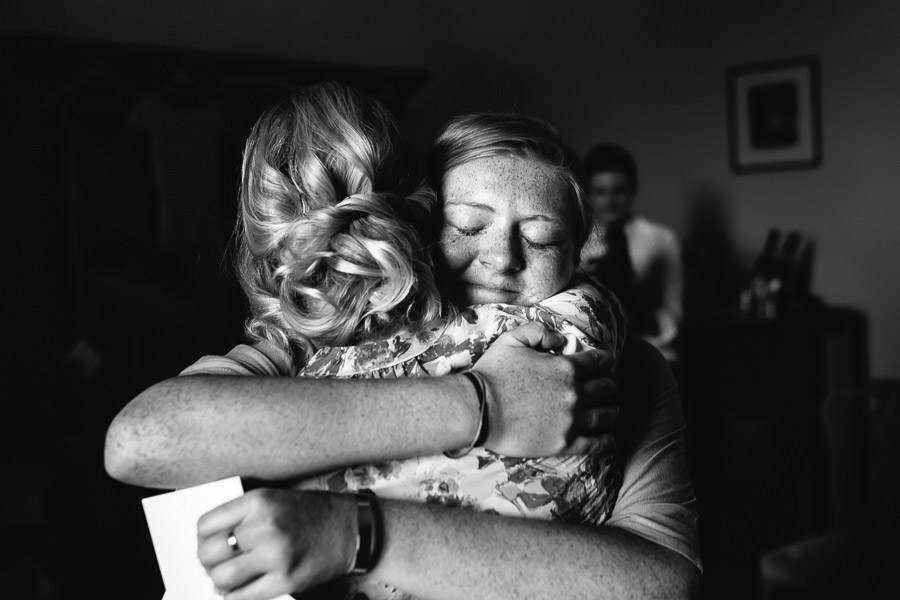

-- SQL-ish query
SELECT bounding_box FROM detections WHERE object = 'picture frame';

[727,55,822,173]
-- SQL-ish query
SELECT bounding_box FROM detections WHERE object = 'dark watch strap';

[350,493,383,575]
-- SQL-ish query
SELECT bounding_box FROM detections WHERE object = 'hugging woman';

[105,82,700,600]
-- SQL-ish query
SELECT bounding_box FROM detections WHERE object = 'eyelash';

[452,225,554,249]
[524,238,552,250]
[453,225,482,236]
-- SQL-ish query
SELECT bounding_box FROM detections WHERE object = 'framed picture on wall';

[727,55,822,173]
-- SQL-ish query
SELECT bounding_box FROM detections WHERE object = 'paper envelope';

[142,476,292,600]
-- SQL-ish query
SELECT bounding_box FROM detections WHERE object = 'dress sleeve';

[606,336,702,572]
[533,277,626,357]
[178,341,294,377]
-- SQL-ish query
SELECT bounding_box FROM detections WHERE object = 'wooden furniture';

[759,378,899,600]
[677,304,868,598]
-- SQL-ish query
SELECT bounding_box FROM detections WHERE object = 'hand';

[197,489,357,600]
[472,322,618,457]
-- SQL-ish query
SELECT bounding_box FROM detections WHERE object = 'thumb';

[494,321,567,352]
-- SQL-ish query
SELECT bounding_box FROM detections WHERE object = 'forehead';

[443,155,571,216]
[590,171,630,191]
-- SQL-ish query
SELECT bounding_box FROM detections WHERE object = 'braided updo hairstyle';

[235,82,443,366]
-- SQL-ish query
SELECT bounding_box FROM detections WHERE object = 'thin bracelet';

[349,492,383,575]
[444,371,490,458]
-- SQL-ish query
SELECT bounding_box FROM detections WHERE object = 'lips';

[462,283,520,304]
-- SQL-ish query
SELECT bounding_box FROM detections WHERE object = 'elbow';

[631,561,699,600]
[103,427,128,482]
[103,385,177,488]
[667,557,702,600]
[634,547,701,600]
[103,411,146,485]
[682,573,702,600]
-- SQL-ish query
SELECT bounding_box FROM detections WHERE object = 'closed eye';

[453,225,484,236]
[523,237,553,250]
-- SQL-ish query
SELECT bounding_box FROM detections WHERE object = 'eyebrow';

[444,199,496,212]
[521,214,567,228]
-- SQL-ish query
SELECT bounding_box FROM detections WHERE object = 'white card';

[142,476,243,599]
[141,477,294,600]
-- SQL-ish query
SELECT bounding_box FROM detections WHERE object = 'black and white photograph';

[2,2,898,600]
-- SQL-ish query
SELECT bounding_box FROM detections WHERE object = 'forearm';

[371,499,700,600]
[104,374,478,489]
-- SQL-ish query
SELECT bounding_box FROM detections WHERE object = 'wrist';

[444,371,490,458]
[348,492,383,575]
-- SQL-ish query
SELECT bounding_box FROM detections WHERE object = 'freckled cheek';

[524,250,575,299]
[437,233,475,273]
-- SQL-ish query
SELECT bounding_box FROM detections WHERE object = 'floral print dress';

[296,280,625,600]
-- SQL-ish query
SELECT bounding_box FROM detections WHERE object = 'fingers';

[198,529,244,569]
[565,347,615,377]
[494,322,566,352]
[578,376,618,408]
[564,403,619,456]
[220,573,291,600]
[206,551,263,595]
[565,433,616,456]
[198,495,256,589]
[575,404,620,434]
[197,489,356,600]
[198,495,247,539]
[200,527,295,600]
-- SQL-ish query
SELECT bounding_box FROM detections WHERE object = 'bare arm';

[373,339,702,599]
[105,374,479,489]
[104,323,614,489]
[196,336,701,600]
[200,490,698,600]
[374,497,699,600]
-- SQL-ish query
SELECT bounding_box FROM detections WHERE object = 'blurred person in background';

[581,143,684,363]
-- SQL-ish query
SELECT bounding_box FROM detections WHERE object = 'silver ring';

[226,531,241,554]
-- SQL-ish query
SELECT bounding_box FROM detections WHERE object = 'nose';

[479,227,523,273]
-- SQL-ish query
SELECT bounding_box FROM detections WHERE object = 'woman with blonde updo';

[235,81,443,358]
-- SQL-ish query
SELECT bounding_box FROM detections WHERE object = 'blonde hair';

[235,82,443,366]
[426,112,592,259]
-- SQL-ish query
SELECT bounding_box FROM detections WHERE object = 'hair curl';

[235,82,442,366]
